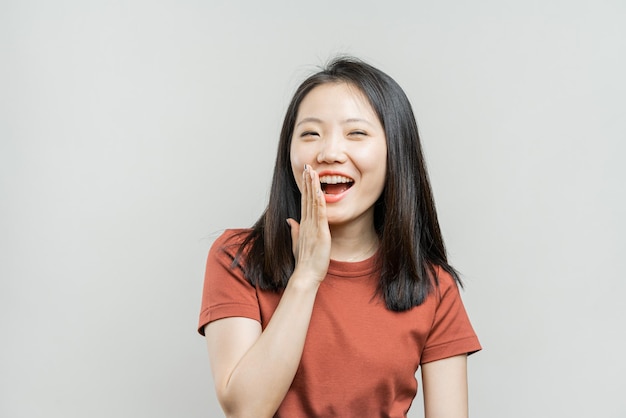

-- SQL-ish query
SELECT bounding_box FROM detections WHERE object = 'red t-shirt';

[198,229,481,417]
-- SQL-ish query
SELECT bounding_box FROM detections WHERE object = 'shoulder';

[213,228,253,245]
[431,265,462,300]
[199,229,261,334]
[434,266,458,287]
[210,228,253,256]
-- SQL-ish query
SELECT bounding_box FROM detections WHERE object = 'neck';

[329,222,379,262]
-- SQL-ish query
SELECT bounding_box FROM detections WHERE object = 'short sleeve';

[420,268,482,364]
[197,229,261,335]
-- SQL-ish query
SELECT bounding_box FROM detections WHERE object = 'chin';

[326,214,356,228]
[326,217,346,227]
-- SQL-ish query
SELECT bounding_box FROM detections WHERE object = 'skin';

[289,82,386,261]
[422,354,469,418]
[204,82,470,418]
[205,167,327,418]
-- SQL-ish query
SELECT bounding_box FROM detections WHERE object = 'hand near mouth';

[286,165,331,286]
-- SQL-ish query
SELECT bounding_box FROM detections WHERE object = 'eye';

[349,130,367,137]
[301,131,319,138]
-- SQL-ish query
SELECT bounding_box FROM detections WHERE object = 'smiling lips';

[319,174,354,203]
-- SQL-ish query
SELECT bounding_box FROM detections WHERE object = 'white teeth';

[319,175,353,184]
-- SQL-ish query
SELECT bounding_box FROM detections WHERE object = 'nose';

[316,132,347,164]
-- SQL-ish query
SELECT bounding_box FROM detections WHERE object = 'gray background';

[2,0,625,417]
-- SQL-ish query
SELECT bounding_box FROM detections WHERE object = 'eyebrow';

[295,117,374,127]
[295,117,323,127]
[344,118,374,126]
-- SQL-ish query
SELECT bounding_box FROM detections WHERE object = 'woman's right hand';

[286,165,331,286]
[206,166,330,417]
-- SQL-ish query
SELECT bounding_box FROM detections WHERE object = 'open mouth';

[319,175,354,195]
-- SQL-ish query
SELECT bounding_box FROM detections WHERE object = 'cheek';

[355,146,387,175]
[376,156,388,191]
[290,140,313,170]
[368,163,387,196]
[290,141,319,192]
[358,147,387,195]
[290,145,304,192]
[290,154,304,172]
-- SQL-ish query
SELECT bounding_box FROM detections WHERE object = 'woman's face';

[290,82,387,228]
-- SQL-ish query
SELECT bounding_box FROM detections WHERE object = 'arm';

[421,354,469,418]
[205,277,320,418]
[204,166,330,418]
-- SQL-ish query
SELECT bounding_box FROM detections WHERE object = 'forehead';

[296,82,377,121]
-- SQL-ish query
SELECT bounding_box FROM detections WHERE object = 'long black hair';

[233,56,460,311]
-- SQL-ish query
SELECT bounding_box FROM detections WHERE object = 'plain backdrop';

[1,1,625,417]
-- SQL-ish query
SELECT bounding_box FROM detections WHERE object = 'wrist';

[288,269,324,291]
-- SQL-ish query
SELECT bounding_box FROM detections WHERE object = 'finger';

[309,168,320,222]
[286,218,300,257]
[314,173,327,226]
[301,165,310,221]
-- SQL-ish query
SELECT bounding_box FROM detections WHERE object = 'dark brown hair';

[234,56,460,310]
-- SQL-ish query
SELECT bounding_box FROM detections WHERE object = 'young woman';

[198,57,481,418]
